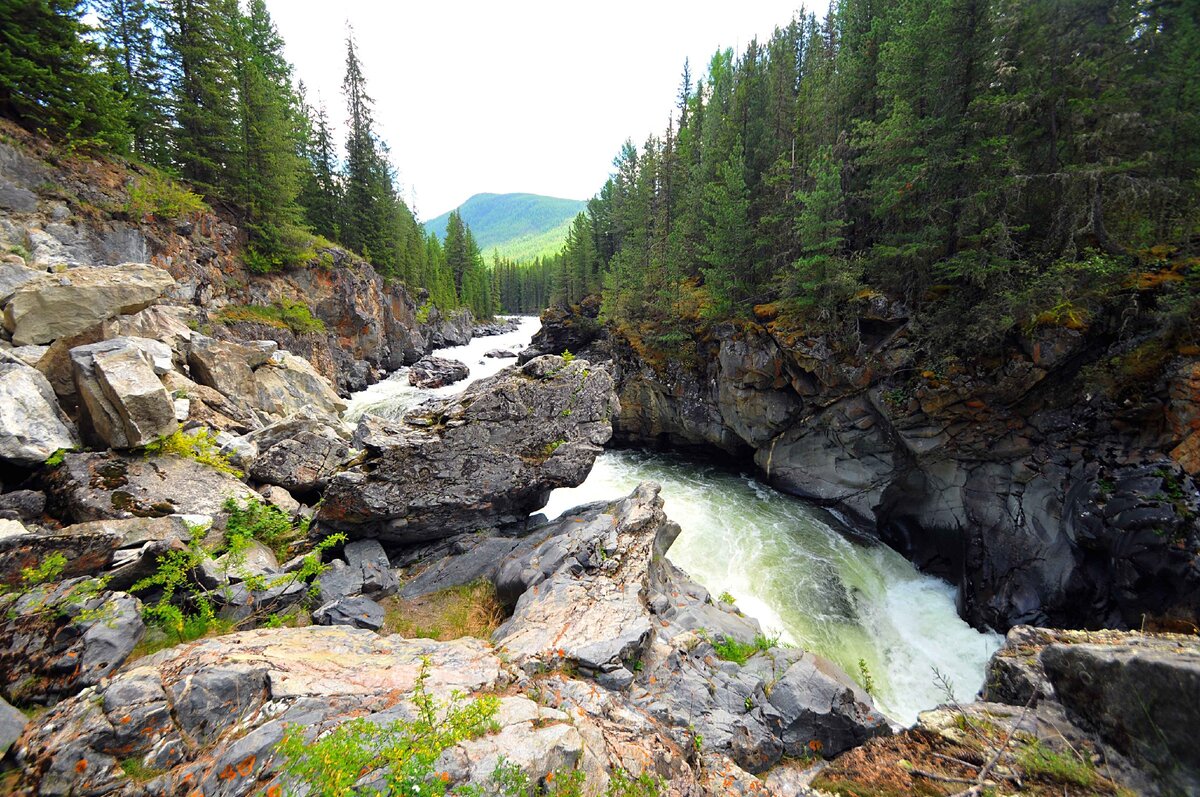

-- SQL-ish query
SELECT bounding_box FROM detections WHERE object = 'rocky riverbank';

[521,298,1200,636]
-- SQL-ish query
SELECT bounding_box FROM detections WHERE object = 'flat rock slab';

[408,355,469,388]
[46,451,258,523]
[3,262,175,346]
[12,627,505,795]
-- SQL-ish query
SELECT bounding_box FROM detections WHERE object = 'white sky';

[265,0,806,221]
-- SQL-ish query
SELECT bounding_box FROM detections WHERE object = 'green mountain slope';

[424,193,586,261]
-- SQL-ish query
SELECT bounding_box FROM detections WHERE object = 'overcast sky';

[264,0,806,221]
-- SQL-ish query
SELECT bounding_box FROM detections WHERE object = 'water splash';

[541,450,1002,726]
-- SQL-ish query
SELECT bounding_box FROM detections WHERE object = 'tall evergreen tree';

[93,0,169,164]
[0,0,129,149]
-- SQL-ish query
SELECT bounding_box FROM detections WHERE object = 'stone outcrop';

[604,314,1200,633]
[2,262,174,346]
[245,416,352,494]
[817,625,1198,796]
[0,352,77,465]
[407,354,469,388]
[492,482,891,773]
[518,294,604,364]
[318,355,618,542]
[0,581,144,705]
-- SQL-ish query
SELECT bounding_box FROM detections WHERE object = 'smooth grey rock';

[0,262,41,305]
[0,694,26,754]
[484,349,517,359]
[315,559,364,605]
[0,355,78,465]
[215,539,280,582]
[319,356,618,542]
[258,484,302,516]
[1041,638,1200,795]
[313,596,385,630]
[8,344,47,367]
[2,262,175,346]
[0,518,27,539]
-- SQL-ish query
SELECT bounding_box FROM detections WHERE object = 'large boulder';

[187,336,346,424]
[1041,635,1200,795]
[0,582,144,705]
[70,336,177,448]
[408,355,469,388]
[46,451,258,523]
[246,416,352,494]
[0,353,78,465]
[2,262,175,346]
[517,295,603,364]
[319,355,618,542]
[0,695,26,755]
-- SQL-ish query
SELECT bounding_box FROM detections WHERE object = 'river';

[345,315,1002,727]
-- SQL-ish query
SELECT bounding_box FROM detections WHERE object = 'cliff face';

[528,297,1200,634]
[0,121,468,393]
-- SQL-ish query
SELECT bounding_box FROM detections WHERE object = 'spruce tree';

[94,0,169,164]
[0,0,129,149]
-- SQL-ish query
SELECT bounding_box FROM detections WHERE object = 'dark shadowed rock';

[319,356,618,542]
[0,489,46,521]
[484,349,517,359]
[0,582,144,704]
[408,355,469,388]
[313,596,385,630]
[248,421,351,493]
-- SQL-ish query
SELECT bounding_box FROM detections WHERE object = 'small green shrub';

[43,448,69,468]
[216,297,326,335]
[1018,739,1096,787]
[144,428,242,477]
[277,659,499,797]
[560,349,576,364]
[119,757,164,783]
[20,553,66,586]
[857,658,876,695]
[416,300,433,324]
[223,497,311,560]
[717,591,736,605]
[125,170,207,219]
[711,633,778,666]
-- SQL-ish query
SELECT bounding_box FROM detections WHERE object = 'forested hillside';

[548,0,1199,371]
[424,193,586,261]
[0,0,500,317]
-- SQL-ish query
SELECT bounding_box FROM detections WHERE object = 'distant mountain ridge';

[424,192,586,262]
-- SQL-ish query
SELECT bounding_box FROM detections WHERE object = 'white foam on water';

[541,450,1003,726]
[346,323,1002,727]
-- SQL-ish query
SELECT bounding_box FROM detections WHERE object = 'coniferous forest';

[2,0,1198,337]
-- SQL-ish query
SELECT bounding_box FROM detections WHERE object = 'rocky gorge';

[0,120,1197,797]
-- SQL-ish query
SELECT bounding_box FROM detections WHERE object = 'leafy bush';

[223,496,310,560]
[710,633,778,665]
[216,297,326,335]
[144,428,242,477]
[416,300,433,324]
[277,659,500,797]
[125,170,208,219]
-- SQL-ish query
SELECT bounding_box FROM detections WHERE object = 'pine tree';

[94,0,169,164]
[162,0,238,191]
[0,0,130,149]
[298,92,342,241]
[230,0,308,269]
